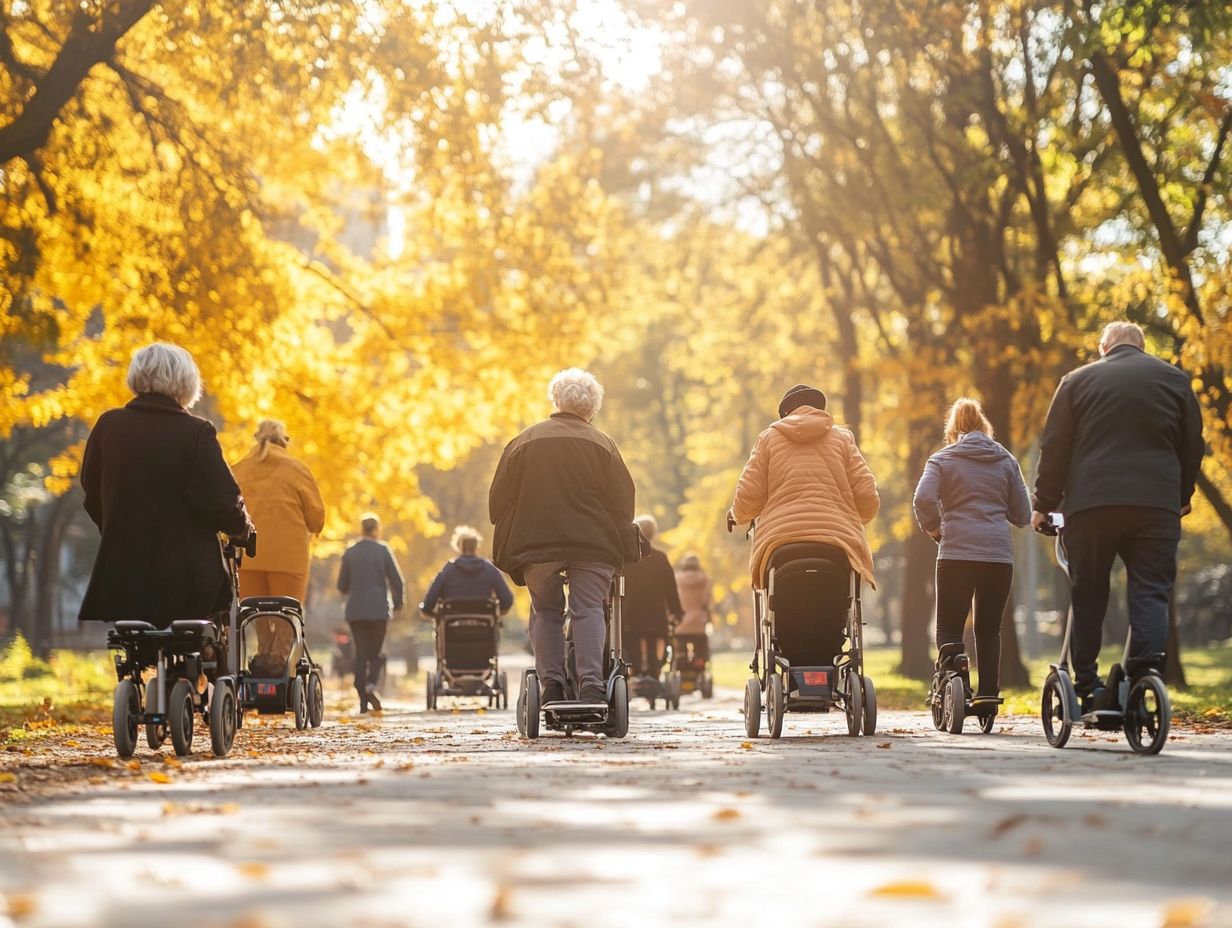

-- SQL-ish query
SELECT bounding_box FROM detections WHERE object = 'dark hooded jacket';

[912,431,1032,564]
[422,554,514,613]
[622,546,683,634]
[79,394,251,625]
[489,412,635,585]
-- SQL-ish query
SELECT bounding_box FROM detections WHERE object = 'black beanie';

[778,383,827,418]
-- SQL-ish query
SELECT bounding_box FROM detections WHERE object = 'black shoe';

[1080,686,1107,714]
[579,684,607,705]
[359,700,370,714]
[541,681,566,705]
[367,690,382,712]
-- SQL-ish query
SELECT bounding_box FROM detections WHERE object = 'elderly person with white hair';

[489,368,636,707]
[1033,320,1204,710]
[421,525,514,615]
[79,343,252,627]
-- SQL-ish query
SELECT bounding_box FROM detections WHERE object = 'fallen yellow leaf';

[3,892,37,919]
[162,756,182,768]
[1161,899,1212,928]
[86,756,116,769]
[238,861,269,880]
[147,770,172,784]
[739,742,753,750]
[712,808,741,822]
[0,772,16,784]
[869,880,944,899]
[124,759,141,771]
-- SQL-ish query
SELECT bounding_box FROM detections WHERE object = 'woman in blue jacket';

[422,526,514,614]
[913,398,1031,698]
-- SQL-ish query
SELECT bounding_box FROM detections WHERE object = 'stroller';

[517,571,630,739]
[237,595,324,730]
[630,619,682,710]
[730,515,877,738]
[1037,513,1171,755]
[674,627,714,700]
[107,532,256,759]
[424,598,509,709]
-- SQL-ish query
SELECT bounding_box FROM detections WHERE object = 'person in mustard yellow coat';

[231,420,326,656]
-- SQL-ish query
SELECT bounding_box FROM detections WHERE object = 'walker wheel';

[943,675,965,734]
[845,669,863,737]
[669,671,683,710]
[608,675,630,739]
[112,680,140,760]
[862,676,878,736]
[307,671,325,728]
[425,670,437,711]
[209,681,237,757]
[1041,669,1074,749]
[290,676,308,730]
[145,721,167,751]
[499,671,509,710]
[743,677,761,739]
[700,672,714,700]
[169,679,196,757]
[767,673,785,739]
[1124,673,1170,755]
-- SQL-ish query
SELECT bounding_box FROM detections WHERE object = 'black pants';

[348,620,387,696]
[935,560,1013,696]
[626,629,664,677]
[1065,506,1178,693]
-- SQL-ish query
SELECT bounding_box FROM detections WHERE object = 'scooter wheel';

[944,676,965,735]
[608,676,630,739]
[766,673,785,739]
[1124,673,1170,755]
[1041,669,1074,749]
[743,677,761,739]
[112,680,140,760]
[210,681,237,757]
[518,672,540,739]
[929,675,945,731]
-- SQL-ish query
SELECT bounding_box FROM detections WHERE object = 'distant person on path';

[489,368,635,706]
[231,419,325,659]
[1032,321,1204,708]
[621,515,683,677]
[421,525,514,615]
[913,397,1031,698]
[79,343,252,630]
[337,513,405,713]
[730,383,879,590]
[674,554,713,669]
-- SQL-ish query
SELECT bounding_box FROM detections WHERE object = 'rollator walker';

[1037,513,1171,755]
[729,515,877,739]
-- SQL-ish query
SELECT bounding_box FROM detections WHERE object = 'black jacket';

[79,394,251,625]
[1034,345,1204,516]
[622,546,684,633]
[489,413,635,585]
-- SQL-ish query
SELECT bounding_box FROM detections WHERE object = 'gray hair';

[127,343,202,409]
[549,368,604,420]
[450,524,482,554]
[634,514,657,542]
[1100,321,1145,352]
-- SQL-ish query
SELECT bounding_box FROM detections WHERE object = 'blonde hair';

[1100,321,1146,352]
[253,419,288,461]
[450,524,482,554]
[127,343,201,408]
[944,397,994,445]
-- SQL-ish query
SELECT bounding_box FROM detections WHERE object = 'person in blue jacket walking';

[913,397,1032,699]
[421,525,514,615]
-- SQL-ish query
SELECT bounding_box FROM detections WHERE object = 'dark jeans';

[348,620,387,697]
[1065,506,1179,693]
[936,560,1013,696]
[626,628,665,677]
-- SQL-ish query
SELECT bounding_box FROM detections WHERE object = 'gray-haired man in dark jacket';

[338,513,405,712]
[1032,321,1204,707]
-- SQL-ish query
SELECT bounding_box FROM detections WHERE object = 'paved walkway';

[2,692,1230,927]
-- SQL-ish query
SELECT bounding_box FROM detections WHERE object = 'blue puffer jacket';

[912,431,1032,564]
[422,555,514,614]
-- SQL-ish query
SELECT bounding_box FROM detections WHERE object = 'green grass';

[712,644,1232,724]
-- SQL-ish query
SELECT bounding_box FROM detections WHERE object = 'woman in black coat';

[78,343,252,627]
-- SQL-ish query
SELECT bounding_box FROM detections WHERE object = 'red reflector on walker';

[803,671,829,686]
[258,684,276,695]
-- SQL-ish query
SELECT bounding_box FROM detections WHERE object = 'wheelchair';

[424,597,510,710]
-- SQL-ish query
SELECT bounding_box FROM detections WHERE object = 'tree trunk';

[33,492,75,657]
[1164,587,1187,689]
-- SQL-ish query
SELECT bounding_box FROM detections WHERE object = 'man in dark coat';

[489,368,635,706]
[1032,322,1204,705]
[337,513,405,713]
[622,515,683,677]
[79,343,251,627]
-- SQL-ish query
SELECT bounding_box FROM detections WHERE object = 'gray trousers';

[524,562,615,692]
